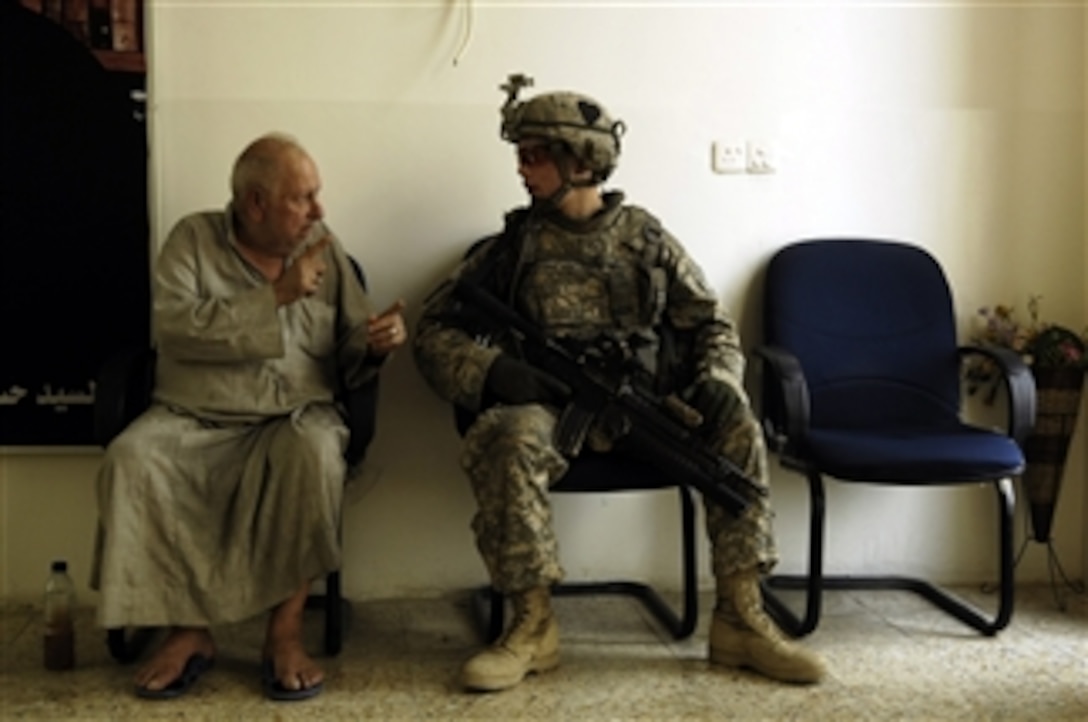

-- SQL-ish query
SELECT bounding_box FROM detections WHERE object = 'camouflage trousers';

[460,403,777,594]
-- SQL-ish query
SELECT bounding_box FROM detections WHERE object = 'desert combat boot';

[461,586,560,692]
[461,582,561,691]
[709,568,826,684]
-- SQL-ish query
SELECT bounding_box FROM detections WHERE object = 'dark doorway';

[1,1,150,445]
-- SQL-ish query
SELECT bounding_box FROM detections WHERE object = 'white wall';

[2,0,1084,605]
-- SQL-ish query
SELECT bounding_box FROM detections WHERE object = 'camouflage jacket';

[412,192,746,413]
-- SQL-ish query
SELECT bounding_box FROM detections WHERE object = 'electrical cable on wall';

[452,0,474,67]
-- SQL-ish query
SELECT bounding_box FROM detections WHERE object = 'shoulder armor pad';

[502,206,532,233]
[616,206,665,260]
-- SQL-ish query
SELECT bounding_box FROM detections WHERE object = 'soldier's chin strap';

[544,178,573,208]
[542,144,595,208]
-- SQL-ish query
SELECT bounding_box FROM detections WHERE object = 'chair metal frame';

[472,479,699,642]
[758,457,1016,637]
[455,409,700,643]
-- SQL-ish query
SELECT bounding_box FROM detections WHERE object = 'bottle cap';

[51,560,67,572]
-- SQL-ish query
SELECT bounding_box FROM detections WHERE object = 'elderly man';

[91,133,406,701]
[413,77,826,692]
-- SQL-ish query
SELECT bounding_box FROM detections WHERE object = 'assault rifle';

[453,278,765,516]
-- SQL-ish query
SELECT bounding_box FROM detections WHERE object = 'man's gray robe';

[91,207,377,627]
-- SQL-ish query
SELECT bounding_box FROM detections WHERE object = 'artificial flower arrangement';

[965,295,1087,402]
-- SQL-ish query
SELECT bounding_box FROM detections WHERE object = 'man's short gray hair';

[230,132,306,200]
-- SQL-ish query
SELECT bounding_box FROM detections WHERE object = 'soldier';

[412,75,826,691]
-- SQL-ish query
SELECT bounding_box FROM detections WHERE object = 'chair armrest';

[93,346,156,447]
[753,344,811,457]
[347,256,367,290]
[344,377,380,468]
[958,345,1037,445]
[341,252,381,468]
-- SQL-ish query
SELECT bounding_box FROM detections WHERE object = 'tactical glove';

[485,354,572,406]
[684,378,741,433]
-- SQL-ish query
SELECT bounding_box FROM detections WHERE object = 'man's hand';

[367,300,408,357]
[274,236,331,305]
[485,354,571,406]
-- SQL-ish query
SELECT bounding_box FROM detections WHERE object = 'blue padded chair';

[755,238,1035,637]
[93,257,379,662]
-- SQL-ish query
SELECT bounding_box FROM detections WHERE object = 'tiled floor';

[1,583,1085,720]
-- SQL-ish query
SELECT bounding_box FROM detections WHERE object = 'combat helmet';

[500,74,626,185]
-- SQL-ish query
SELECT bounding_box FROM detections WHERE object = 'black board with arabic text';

[1,3,149,446]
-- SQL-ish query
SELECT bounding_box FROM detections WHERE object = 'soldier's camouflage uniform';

[413,192,777,594]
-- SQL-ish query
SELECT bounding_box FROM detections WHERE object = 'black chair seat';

[551,452,675,492]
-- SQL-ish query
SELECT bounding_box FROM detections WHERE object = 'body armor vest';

[511,205,669,383]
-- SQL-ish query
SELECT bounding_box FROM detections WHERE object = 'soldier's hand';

[683,378,740,434]
[274,236,331,305]
[485,354,571,406]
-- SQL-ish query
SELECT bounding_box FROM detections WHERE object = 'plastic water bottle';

[43,560,76,671]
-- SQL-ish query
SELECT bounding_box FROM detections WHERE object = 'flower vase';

[1021,366,1085,542]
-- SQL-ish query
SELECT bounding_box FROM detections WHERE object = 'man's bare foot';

[263,635,324,693]
[135,627,216,693]
[263,583,323,695]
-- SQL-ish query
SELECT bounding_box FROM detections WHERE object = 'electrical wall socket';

[712,141,746,174]
[746,140,778,174]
